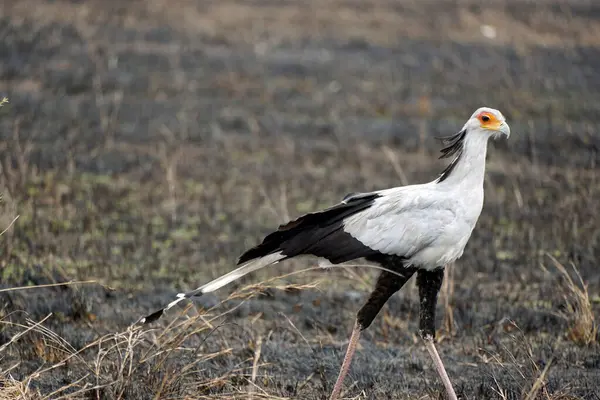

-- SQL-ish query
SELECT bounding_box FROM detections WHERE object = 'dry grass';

[0,267,350,399]
[480,320,579,400]
[543,254,598,346]
[0,278,318,400]
[0,375,40,400]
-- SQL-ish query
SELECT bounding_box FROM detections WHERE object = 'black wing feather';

[238,192,381,265]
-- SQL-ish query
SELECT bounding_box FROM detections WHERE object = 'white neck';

[437,132,490,188]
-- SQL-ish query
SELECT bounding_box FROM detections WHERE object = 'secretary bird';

[141,107,510,400]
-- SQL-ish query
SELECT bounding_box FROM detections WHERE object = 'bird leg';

[424,338,457,400]
[329,320,361,400]
[417,268,458,400]
[329,262,417,400]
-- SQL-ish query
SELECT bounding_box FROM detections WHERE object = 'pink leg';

[423,335,458,400]
[329,321,362,400]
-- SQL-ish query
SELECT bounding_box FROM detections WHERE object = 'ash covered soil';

[0,0,599,399]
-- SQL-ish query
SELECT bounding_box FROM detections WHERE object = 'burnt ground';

[0,0,599,398]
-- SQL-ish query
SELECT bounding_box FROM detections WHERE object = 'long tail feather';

[139,192,380,325]
[138,252,285,324]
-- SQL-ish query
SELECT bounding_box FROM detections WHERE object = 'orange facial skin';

[477,111,503,131]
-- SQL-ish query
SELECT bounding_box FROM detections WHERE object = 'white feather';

[197,251,285,294]
[138,252,286,324]
[343,120,496,269]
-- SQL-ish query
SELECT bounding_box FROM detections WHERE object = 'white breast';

[343,184,484,269]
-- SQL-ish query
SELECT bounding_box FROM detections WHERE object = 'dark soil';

[0,0,599,399]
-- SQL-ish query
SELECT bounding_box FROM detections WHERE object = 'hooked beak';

[497,121,510,138]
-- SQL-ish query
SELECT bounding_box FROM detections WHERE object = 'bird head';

[464,107,510,139]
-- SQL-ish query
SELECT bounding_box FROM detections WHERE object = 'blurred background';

[0,0,598,399]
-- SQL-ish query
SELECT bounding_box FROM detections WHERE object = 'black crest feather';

[436,129,466,183]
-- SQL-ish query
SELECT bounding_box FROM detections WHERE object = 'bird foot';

[423,336,458,400]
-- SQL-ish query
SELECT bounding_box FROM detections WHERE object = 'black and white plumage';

[141,107,510,400]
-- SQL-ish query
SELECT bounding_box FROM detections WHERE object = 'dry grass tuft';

[0,308,234,399]
[543,254,597,346]
[481,320,564,400]
[0,275,328,400]
[0,375,41,400]
[523,357,554,400]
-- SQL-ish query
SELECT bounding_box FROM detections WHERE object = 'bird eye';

[481,115,490,122]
